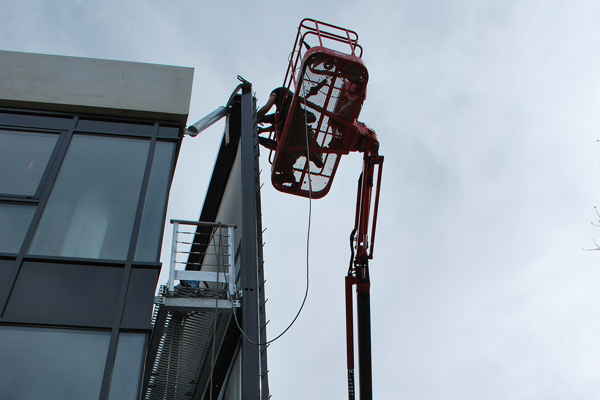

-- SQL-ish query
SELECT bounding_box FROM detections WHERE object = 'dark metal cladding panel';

[0,111,74,131]
[4,261,122,327]
[157,125,182,138]
[75,119,155,136]
[121,267,160,329]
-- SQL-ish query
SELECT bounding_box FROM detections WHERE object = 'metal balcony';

[144,220,241,400]
[155,219,240,312]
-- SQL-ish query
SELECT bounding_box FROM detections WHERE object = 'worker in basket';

[257,87,324,179]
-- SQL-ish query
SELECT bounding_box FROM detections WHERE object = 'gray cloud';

[4,1,600,398]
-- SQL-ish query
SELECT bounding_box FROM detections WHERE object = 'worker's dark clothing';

[258,86,324,170]
[260,87,293,138]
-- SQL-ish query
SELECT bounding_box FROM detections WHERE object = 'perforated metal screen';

[145,287,220,400]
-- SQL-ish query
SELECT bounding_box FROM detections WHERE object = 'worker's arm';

[257,94,277,121]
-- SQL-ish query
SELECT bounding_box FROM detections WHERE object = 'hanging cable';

[232,89,314,346]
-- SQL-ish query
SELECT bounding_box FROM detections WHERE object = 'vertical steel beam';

[240,86,261,400]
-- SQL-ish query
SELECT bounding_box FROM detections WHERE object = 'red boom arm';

[265,19,384,400]
[345,124,383,400]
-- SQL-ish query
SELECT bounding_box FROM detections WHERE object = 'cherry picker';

[261,19,384,400]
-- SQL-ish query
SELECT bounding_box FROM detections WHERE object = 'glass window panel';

[0,203,35,253]
[108,332,147,400]
[0,130,59,196]
[135,141,175,262]
[0,204,36,254]
[0,326,110,400]
[29,135,150,260]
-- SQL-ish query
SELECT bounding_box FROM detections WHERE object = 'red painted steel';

[265,19,385,400]
[268,19,372,198]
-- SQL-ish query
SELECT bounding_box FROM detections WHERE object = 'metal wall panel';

[122,267,161,329]
[4,261,122,327]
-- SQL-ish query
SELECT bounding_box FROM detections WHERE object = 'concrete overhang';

[0,50,193,124]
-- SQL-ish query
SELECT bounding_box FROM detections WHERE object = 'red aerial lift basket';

[269,19,369,198]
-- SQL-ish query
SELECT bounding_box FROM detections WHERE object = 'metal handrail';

[168,220,237,296]
[170,219,237,228]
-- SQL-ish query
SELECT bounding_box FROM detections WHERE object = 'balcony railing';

[167,219,237,299]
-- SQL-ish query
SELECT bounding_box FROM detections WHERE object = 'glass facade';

[0,326,110,400]
[135,141,176,262]
[0,129,59,197]
[0,109,181,400]
[108,332,147,400]
[29,135,150,260]
[0,129,59,255]
[0,203,36,254]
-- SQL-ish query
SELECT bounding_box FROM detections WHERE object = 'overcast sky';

[4,1,600,399]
